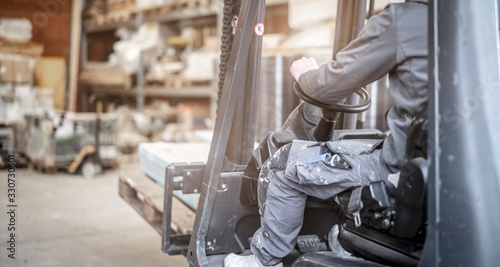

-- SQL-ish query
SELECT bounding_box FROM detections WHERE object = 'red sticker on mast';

[231,15,238,36]
[254,23,264,36]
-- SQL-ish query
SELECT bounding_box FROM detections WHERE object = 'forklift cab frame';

[160,0,500,266]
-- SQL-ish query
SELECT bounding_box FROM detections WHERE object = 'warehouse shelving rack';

[79,0,224,120]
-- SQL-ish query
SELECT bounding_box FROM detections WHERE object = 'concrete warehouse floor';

[0,167,189,267]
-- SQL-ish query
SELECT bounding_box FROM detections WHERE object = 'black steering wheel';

[293,82,371,114]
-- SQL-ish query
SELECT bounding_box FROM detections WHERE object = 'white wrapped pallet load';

[0,18,32,43]
[138,142,210,210]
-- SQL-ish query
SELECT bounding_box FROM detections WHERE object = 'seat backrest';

[342,106,429,238]
[390,106,428,238]
[390,157,428,238]
[406,105,428,160]
[336,109,429,266]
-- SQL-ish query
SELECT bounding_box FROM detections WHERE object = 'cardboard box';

[14,60,31,83]
[36,57,66,110]
[0,59,32,84]
[0,60,14,82]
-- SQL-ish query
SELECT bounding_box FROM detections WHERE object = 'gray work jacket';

[298,0,428,172]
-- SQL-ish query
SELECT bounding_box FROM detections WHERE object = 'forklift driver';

[225,0,428,266]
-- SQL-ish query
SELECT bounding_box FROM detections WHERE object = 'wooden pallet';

[0,155,28,169]
[118,167,196,235]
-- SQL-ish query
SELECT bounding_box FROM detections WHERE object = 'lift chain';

[217,0,235,113]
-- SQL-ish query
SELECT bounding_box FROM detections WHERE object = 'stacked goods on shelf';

[80,62,132,88]
[82,0,222,120]
[136,0,177,11]
[0,85,53,162]
[187,0,216,8]
[84,0,107,19]
[0,41,44,58]
[0,18,42,86]
[181,50,217,86]
[35,58,66,111]
[0,56,34,84]
[137,0,220,13]
[107,0,136,19]
[81,23,143,89]
[84,0,136,27]
[144,25,188,86]
[137,0,219,13]
[179,26,218,86]
[138,142,210,209]
[146,26,218,88]
[0,18,45,163]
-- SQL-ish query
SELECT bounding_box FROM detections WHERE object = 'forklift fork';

[162,163,205,255]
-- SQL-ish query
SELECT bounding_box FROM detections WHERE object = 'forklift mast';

[186,0,265,265]
[183,0,371,265]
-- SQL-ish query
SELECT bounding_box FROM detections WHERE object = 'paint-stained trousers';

[250,140,391,266]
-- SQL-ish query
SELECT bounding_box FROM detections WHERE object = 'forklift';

[160,0,500,266]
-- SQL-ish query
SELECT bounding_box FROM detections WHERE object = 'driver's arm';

[297,4,398,104]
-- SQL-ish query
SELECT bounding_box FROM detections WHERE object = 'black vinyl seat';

[333,107,429,267]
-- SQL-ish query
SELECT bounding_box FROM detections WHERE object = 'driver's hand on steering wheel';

[290,57,319,82]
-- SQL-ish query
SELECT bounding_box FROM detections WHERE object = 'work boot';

[224,253,283,267]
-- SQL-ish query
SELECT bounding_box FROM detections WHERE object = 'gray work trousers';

[250,140,391,266]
